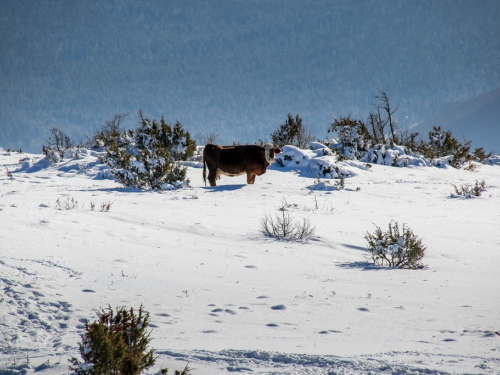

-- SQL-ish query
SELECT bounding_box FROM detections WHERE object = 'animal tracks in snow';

[202,296,293,334]
[0,258,79,355]
[156,348,500,375]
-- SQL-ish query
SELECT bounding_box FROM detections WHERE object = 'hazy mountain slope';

[1,148,500,374]
[416,87,500,154]
[1,0,500,152]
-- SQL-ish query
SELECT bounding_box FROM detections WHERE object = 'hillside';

[1,146,499,374]
[417,87,500,154]
[1,0,500,152]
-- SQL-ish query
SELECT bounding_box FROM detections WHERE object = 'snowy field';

[1,147,499,374]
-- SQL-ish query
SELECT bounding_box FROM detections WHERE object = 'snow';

[1,147,500,374]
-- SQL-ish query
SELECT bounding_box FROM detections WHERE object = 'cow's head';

[264,144,281,163]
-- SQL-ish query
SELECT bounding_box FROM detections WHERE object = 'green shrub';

[472,147,493,162]
[328,91,419,153]
[69,305,155,375]
[415,125,472,168]
[105,111,196,190]
[328,115,371,159]
[271,113,315,148]
[69,305,192,375]
[365,221,426,269]
[86,113,129,150]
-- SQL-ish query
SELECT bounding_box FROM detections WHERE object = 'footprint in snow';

[210,308,237,315]
[156,313,171,317]
[481,331,498,338]
[227,366,254,372]
[271,304,286,310]
[202,330,218,334]
[318,330,342,334]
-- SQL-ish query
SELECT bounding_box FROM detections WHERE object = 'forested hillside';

[1,0,499,152]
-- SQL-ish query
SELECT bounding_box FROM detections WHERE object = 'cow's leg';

[207,167,218,186]
[247,172,256,184]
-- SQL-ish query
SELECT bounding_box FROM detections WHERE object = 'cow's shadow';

[203,184,246,192]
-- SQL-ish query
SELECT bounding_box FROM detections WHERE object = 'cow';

[203,144,281,186]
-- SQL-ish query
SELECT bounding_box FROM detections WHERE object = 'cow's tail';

[202,150,207,186]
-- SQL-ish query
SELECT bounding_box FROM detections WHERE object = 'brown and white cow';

[203,144,281,186]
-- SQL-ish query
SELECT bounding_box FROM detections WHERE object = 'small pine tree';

[328,115,372,159]
[105,111,195,190]
[423,126,472,168]
[271,113,315,148]
[472,147,493,162]
[170,121,197,161]
[69,305,155,375]
[365,221,426,269]
[271,113,300,147]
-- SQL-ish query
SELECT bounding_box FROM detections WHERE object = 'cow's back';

[222,145,265,169]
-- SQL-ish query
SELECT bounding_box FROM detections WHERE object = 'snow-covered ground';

[1,147,499,374]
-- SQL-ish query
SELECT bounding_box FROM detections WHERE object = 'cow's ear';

[273,148,281,154]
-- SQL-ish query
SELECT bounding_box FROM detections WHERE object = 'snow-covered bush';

[361,144,430,167]
[309,176,344,191]
[43,127,74,160]
[43,145,89,164]
[168,120,197,161]
[105,112,195,190]
[275,145,350,179]
[482,154,500,165]
[414,126,473,168]
[365,221,426,269]
[86,113,128,150]
[328,115,371,160]
[42,145,61,163]
[42,126,87,164]
[326,92,498,169]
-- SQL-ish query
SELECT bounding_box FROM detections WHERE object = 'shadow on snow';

[203,184,246,192]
